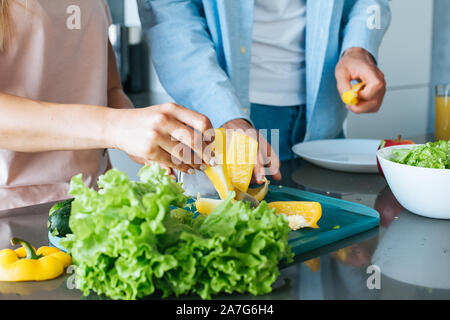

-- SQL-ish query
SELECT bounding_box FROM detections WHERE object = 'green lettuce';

[62,164,292,300]
[157,196,293,299]
[61,164,186,300]
[390,140,450,169]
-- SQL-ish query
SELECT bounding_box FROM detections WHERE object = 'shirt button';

[242,108,248,114]
[240,46,247,54]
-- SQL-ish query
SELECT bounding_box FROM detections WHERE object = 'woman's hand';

[335,47,386,114]
[0,93,214,175]
[112,103,215,174]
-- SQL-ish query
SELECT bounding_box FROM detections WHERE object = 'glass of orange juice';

[435,84,450,141]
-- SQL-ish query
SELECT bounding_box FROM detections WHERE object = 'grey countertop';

[1,142,449,300]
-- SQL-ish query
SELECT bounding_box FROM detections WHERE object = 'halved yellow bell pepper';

[268,202,322,229]
[204,128,259,200]
[0,238,72,282]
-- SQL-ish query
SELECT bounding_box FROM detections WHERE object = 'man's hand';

[335,47,386,114]
[221,118,282,184]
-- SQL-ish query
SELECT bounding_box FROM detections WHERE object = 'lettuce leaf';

[62,164,292,300]
[62,164,186,299]
[156,195,293,299]
[390,140,450,169]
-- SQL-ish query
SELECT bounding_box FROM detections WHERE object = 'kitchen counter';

[1,157,449,300]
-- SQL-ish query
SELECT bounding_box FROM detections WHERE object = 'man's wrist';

[343,47,368,56]
[343,47,376,64]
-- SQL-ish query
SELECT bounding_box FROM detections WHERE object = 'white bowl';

[377,144,450,219]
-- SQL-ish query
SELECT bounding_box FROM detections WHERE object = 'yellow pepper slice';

[226,131,259,193]
[204,129,258,200]
[303,258,320,272]
[341,82,365,105]
[268,201,322,229]
[246,178,270,202]
[0,238,72,282]
[195,193,224,216]
[204,128,234,200]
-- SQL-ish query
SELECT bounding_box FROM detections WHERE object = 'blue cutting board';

[50,185,379,256]
[265,185,379,255]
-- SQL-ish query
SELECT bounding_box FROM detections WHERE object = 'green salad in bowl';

[389,140,449,169]
[376,140,450,219]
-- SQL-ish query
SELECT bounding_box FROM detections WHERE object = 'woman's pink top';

[0,0,113,210]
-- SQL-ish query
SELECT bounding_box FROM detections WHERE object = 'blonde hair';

[0,0,11,51]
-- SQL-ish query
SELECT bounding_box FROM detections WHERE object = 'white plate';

[292,139,380,173]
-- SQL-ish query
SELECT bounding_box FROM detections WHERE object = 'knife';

[178,170,260,208]
[234,189,260,208]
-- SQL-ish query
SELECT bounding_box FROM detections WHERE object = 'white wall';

[345,0,434,139]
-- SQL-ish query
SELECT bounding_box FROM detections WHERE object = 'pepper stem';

[10,238,42,260]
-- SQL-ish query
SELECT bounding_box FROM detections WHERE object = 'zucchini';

[48,199,74,237]
[49,198,74,216]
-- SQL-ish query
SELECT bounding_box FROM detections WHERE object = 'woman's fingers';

[157,115,214,166]
[155,162,177,179]
[128,152,179,179]
[160,103,214,134]
[128,155,147,165]
[150,146,193,174]
[154,103,216,165]
[157,132,204,171]
[115,106,214,171]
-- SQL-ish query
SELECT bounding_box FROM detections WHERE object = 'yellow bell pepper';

[0,238,72,282]
[341,82,366,105]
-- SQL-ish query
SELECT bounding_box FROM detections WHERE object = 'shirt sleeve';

[137,0,250,128]
[339,0,391,63]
